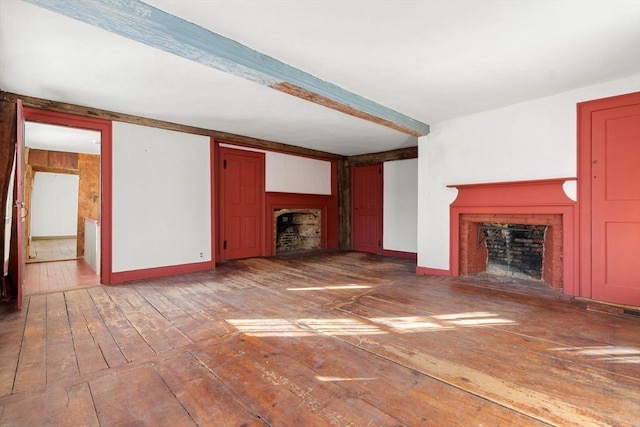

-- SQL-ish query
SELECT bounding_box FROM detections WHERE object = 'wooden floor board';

[87,287,156,363]
[89,364,195,426]
[1,252,639,426]
[153,352,266,426]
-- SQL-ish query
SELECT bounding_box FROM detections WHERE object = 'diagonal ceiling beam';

[24,0,429,137]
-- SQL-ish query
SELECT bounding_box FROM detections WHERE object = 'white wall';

[219,143,332,195]
[418,74,640,271]
[384,158,417,253]
[112,122,211,272]
[30,172,79,237]
[266,151,331,195]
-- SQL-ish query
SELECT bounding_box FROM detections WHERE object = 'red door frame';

[22,108,113,284]
[577,91,640,299]
[351,163,383,254]
[15,100,24,309]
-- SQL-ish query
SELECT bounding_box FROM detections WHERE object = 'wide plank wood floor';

[24,259,100,295]
[0,252,638,426]
[28,238,77,263]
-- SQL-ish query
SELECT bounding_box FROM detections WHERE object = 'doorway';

[18,108,112,295]
[22,121,101,293]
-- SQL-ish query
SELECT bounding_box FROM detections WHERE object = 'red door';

[219,148,264,260]
[352,164,383,254]
[588,94,640,306]
[15,100,25,309]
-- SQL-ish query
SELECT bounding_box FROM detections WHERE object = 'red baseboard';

[382,249,417,261]
[416,266,451,276]
[110,260,214,284]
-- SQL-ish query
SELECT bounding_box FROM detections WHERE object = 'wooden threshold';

[0,252,637,425]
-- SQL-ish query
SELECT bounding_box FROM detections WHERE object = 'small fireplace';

[274,209,321,254]
[448,179,577,292]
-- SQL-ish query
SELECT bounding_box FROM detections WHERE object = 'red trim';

[217,140,339,162]
[448,178,577,294]
[577,92,640,299]
[331,160,338,198]
[22,108,113,284]
[382,249,417,260]
[110,261,213,284]
[16,100,24,309]
[213,140,221,261]
[266,192,339,255]
[209,137,216,267]
[416,266,451,276]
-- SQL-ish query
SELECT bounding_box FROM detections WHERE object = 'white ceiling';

[1,0,639,156]
[25,122,101,155]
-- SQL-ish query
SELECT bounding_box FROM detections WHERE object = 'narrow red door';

[352,164,383,254]
[15,100,25,309]
[591,97,640,306]
[219,148,264,260]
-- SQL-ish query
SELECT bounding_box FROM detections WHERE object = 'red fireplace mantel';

[447,178,578,295]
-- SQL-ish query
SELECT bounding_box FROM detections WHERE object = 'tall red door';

[352,164,383,254]
[586,93,640,306]
[219,148,264,261]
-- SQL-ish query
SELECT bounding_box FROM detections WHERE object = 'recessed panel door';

[220,148,264,260]
[352,164,383,254]
[591,101,640,306]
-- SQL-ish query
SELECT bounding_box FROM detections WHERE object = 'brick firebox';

[448,178,577,294]
[459,213,563,288]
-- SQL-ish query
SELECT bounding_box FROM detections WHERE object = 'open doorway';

[28,170,79,262]
[23,121,102,293]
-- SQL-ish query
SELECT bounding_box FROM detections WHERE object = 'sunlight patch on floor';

[315,376,378,382]
[369,316,448,332]
[226,319,315,337]
[227,317,386,337]
[552,345,640,364]
[298,318,383,336]
[287,285,371,291]
[228,311,517,337]
[433,312,517,327]
[370,312,517,333]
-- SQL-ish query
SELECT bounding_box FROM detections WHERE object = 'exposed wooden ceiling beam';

[25,0,430,137]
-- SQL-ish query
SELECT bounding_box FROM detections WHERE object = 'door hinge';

[223,240,227,250]
[378,168,382,174]
[223,159,227,169]
[378,240,381,247]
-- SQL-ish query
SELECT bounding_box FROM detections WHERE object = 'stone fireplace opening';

[274,209,321,254]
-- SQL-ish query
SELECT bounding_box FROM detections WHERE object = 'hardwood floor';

[0,252,638,426]
[24,259,100,295]
[28,238,77,263]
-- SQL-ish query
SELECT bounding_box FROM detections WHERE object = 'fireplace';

[459,214,562,287]
[274,209,321,254]
[448,179,577,292]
